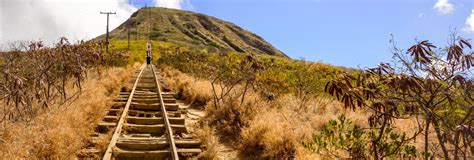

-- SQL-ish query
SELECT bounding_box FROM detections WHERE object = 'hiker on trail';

[146,42,152,64]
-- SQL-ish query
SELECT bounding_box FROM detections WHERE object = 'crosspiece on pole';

[100,11,116,53]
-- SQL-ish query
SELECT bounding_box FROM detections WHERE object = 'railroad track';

[78,64,201,160]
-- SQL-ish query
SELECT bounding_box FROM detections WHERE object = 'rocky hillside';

[99,7,287,57]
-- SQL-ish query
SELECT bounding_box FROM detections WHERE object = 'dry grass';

[235,94,371,159]
[272,95,369,140]
[240,110,299,159]
[0,66,133,159]
[158,65,212,107]
[195,124,220,160]
[0,63,433,159]
[204,92,264,141]
[157,66,435,159]
[158,66,362,159]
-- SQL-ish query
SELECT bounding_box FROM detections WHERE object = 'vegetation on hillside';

[97,7,288,57]
[157,65,356,159]
[157,43,346,97]
[108,39,169,64]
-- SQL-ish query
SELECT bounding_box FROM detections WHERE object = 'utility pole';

[100,11,116,53]
[136,28,139,40]
[127,27,130,49]
[148,6,151,39]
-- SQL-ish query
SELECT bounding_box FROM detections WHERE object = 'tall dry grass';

[158,66,431,159]
[0,66,133,159]
[158,66,361,159]
[157,65,212,107]
[157,64,365,159]
[195,123,220,160]
[239,109,299,159]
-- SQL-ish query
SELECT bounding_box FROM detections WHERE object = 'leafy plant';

[325,33,473,159]
[303,114,416,159]
[303,114,365,158]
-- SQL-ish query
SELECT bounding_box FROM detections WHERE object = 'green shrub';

[303,114,416,159]
[157,44,347,97]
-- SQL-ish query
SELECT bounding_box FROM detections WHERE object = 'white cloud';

[0,0,137,46]
[463,10,474,34]
[433,0,454,15]
[154,0,192,10]
[155,0,183,9]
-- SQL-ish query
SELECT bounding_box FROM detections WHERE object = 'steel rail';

[151,64,179,160]
[102,65,145,160]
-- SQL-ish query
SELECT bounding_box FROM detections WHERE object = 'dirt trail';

[178,100,241,160]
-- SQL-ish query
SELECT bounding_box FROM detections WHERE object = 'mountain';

[99,7,288,57]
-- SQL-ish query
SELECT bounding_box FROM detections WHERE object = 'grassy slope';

[109,38,352,97]
[98,7,287,57]
[108,39,171,64]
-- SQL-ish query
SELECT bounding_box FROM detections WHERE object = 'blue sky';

[128,0,474,68]
[129,0,154,8]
